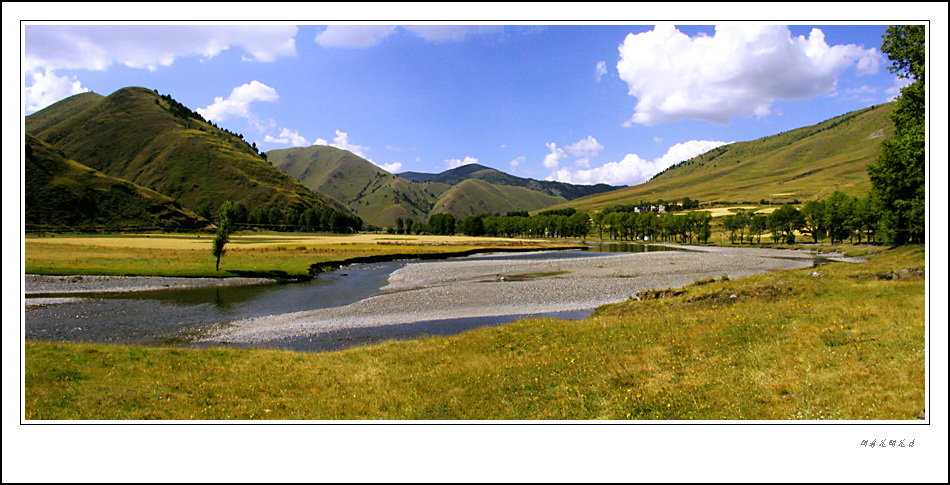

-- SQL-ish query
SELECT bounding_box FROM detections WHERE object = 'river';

[24,243,677,352]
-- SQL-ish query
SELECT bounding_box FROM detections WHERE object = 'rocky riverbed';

[203,245,863,344]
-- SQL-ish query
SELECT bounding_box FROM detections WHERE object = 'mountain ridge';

[26,87,343,218]
[548,103,896,212]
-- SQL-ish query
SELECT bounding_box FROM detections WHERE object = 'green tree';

[801,200,827,243]
[868,25,925,244]
[211,201,237,271]
[768,205,804,244]
[823,191,854,244]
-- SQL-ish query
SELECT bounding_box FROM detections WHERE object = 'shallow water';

[24,244,673,351]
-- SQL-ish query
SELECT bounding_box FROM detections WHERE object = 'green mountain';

[552,103,896,212]
[26,87,339,217]
[266,145,450,228]
[266,145,567,228]
[430,178,567,219]
[400,163,624,200]
[25,134,206,231]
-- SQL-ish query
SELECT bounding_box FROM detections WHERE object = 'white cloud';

[445,156,479,169]
[377,162,403,173]
[616,25,884,125]
[23,69,88,113]
[264,128,309,147]
[548,139,730,186]
[595,61,607,82]
[404,25,503,43]
[315,25,397,48]
[509,156,525,168]
[564,135,605,158]
[25,25,297,73]
[23,25,297,111]
[542,142,567,169]
[197,80,278,123]
[314,25,507,48]
[312,129,401,172]
[323,130,371,159]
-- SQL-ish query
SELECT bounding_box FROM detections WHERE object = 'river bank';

[205,245,863,344]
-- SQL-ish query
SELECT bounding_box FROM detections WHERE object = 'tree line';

[720,191,881,245]
[205,201,362,234]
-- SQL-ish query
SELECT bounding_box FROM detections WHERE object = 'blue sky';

[23,23,909,186]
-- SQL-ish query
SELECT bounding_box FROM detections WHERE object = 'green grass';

[549,103,895,213]
[24,245,925,420]
[27,87,332,216]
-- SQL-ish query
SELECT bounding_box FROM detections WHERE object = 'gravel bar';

[204,246,862,344]
[24,274,279,295]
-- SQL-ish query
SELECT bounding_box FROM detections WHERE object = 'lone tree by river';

[212,201,236,271]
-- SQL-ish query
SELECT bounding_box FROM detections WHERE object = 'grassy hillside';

[25,134,206,231]
[268,146,568,228]
[267,145,449,228]
[431,178,567,219]
[555,103,895,212]
[26,87,336,216]
[401,163,623,200]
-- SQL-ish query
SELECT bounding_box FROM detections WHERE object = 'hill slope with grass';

[267,145,450,229]
[430,178,567,219]
[267,146,567,228]
[26,87,339,217]
[25,134,206,231]
[553,103,895,212]
[401,163,624,200]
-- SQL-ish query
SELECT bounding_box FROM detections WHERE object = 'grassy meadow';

[25,245,925,420]
[25,232,580,278]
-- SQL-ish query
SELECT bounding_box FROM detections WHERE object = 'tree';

[801,200,827,243]
[823,191,854,244]
[868,25,925,244]
[459,215,485,236]
[768,205,804,244]
[428,213,456,236]
[211,201,237,271]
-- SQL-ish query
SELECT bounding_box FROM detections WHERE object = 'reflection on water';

[25,262,403,345]
[585,241,681,253]
[24,244,677,351]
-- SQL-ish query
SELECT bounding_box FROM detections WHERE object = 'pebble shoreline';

[203,246,863,344]
[24,274,278,296]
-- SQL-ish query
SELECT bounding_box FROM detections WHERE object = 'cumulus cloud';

[315,25,397,48]
[22,25,297,112]
[314,25,509,48]
[317,130,371,159]
[548,139,730,186]
[616,25,883,125]
[595,61,608,82]
[25,25,297,72]
[404,25,503,43]
[311,130,401,172]
[542,142,567,169]
[24,69,88,113]
[377,162,404,173]
[509,156,525,168]
[197,80,278,123]
[445,156,479,169]
[564,135,605,158]
[264,128,309,147]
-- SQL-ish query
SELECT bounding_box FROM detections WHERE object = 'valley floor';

[206,245,863,344]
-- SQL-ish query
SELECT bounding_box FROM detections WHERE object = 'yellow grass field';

[25,232,578,278]
[26,232,538,250]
